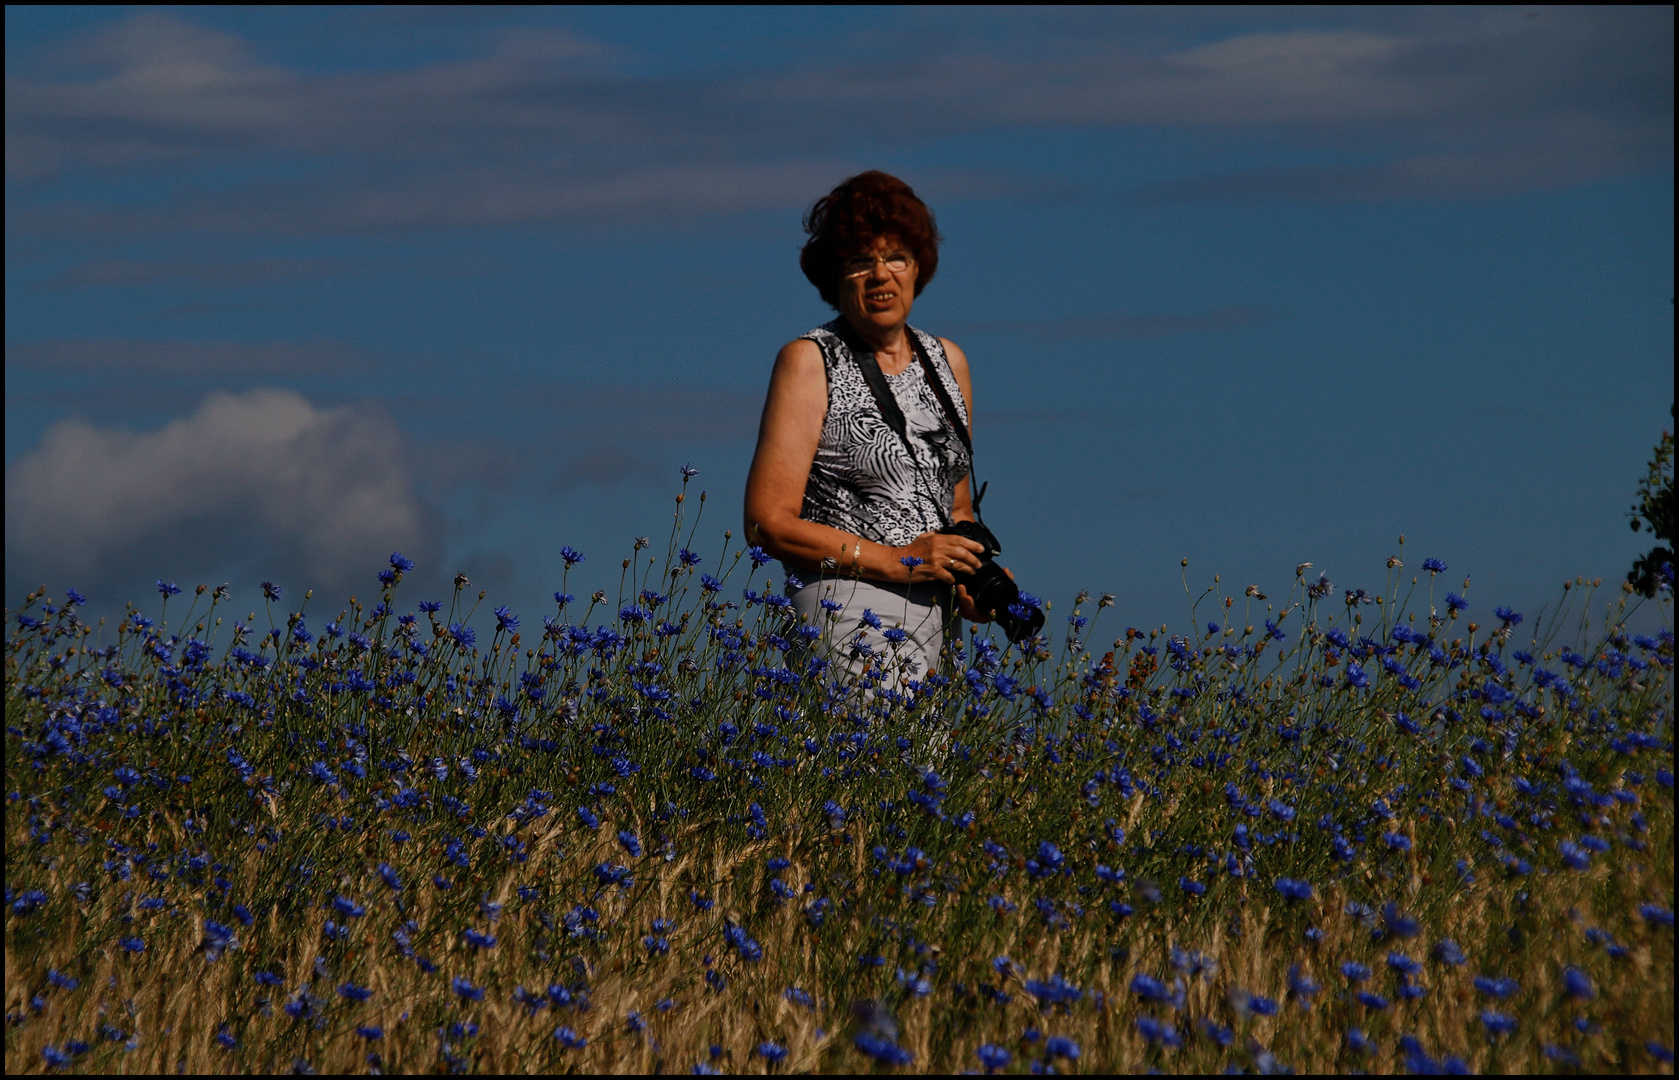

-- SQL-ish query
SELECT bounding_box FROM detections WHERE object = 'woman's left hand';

[954,567,1012,623]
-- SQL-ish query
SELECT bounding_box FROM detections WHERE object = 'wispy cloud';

[34,256,346,289]
[5,339,379,376]
[3,6,1668,244]
[959,306,1272,340]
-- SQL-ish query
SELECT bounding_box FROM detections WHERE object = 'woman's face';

[837,234,917,334]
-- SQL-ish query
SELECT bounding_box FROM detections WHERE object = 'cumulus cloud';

[5,388,438,604]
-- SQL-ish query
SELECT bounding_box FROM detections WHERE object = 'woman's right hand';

[897,531,987,585]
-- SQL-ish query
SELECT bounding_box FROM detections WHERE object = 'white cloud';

[5,388,435,595]
[3,7,1670,230]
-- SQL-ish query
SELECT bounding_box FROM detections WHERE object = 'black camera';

[939,519,1044,644]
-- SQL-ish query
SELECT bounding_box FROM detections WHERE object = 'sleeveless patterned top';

[798,318,973,548]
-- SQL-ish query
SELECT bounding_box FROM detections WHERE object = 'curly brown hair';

[800,171,941,310]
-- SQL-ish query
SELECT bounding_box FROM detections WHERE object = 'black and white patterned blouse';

[798,318,972,548]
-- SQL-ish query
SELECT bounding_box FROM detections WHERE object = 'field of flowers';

[5,471,1674,1074]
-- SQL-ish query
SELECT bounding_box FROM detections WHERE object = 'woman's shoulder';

[773,336,826,375]
[911,327,969,379]
[798,317,847,344]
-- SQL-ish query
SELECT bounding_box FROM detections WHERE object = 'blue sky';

[5,5,1673,638]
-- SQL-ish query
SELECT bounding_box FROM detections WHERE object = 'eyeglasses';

[841,252,913,279]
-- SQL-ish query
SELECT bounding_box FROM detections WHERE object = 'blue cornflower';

[747,546,772,568]
[464,929,497,949]
[1275,878,1313,901]
[1179,876,1206,896]
[1387,951,1422,976]
[1383,902,1422,939]
[578,806,601,830]
[1045,1035,1080,1060]
[1421,558,1447,574]
[261,580,282,600]
[1433,939,1467,966]
[1559,841,1592,870]
[1445,593,1468,611]
[419,600,442,613]
[554,1027,587,1049]
[451,976,484,1001]
[1383,831,1413,852]
[1481,1011,1518,1037]
[1355,992,1390,1010]
[977,1044,1012,1071]
[860,609,883,630]
[1341,962,1372,982]
[338,983,373,1002]
[1287,964,1320,1005]
[494,606,519,632]
[854,1032,913,1065]
[332,895,366,919]
[1136,1016,1179,1046]
[390,552,415,573]
[681,464,699,478]
[618,830,642,858]
[201,920,237,961]
[679,547,703,566]
[157,580,181,597]
[1562,967,1595,1000]
[560,546,585,566]
[757,1042,789,1063]
[379,864,402,892]
[1474,975,1519,999]
[449,623,476,649]
[357,1026,384,1040]
[1494,606,1522,624]
[1130,973,1170,1000]
[1023,973,1083,1006]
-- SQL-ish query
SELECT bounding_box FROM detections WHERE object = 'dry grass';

[4,538,1673,1074]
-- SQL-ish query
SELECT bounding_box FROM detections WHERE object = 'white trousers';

[784,573,957,686]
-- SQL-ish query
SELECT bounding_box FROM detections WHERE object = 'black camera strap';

[834,321,983,519]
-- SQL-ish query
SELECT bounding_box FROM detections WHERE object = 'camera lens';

[966,562,1044,644]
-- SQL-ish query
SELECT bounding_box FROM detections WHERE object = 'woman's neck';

[842,315,912,371]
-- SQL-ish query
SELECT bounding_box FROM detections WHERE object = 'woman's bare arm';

[942,337,978,524]
[743,339,984,584]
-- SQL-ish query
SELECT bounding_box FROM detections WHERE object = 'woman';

[743,170,1005,686]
